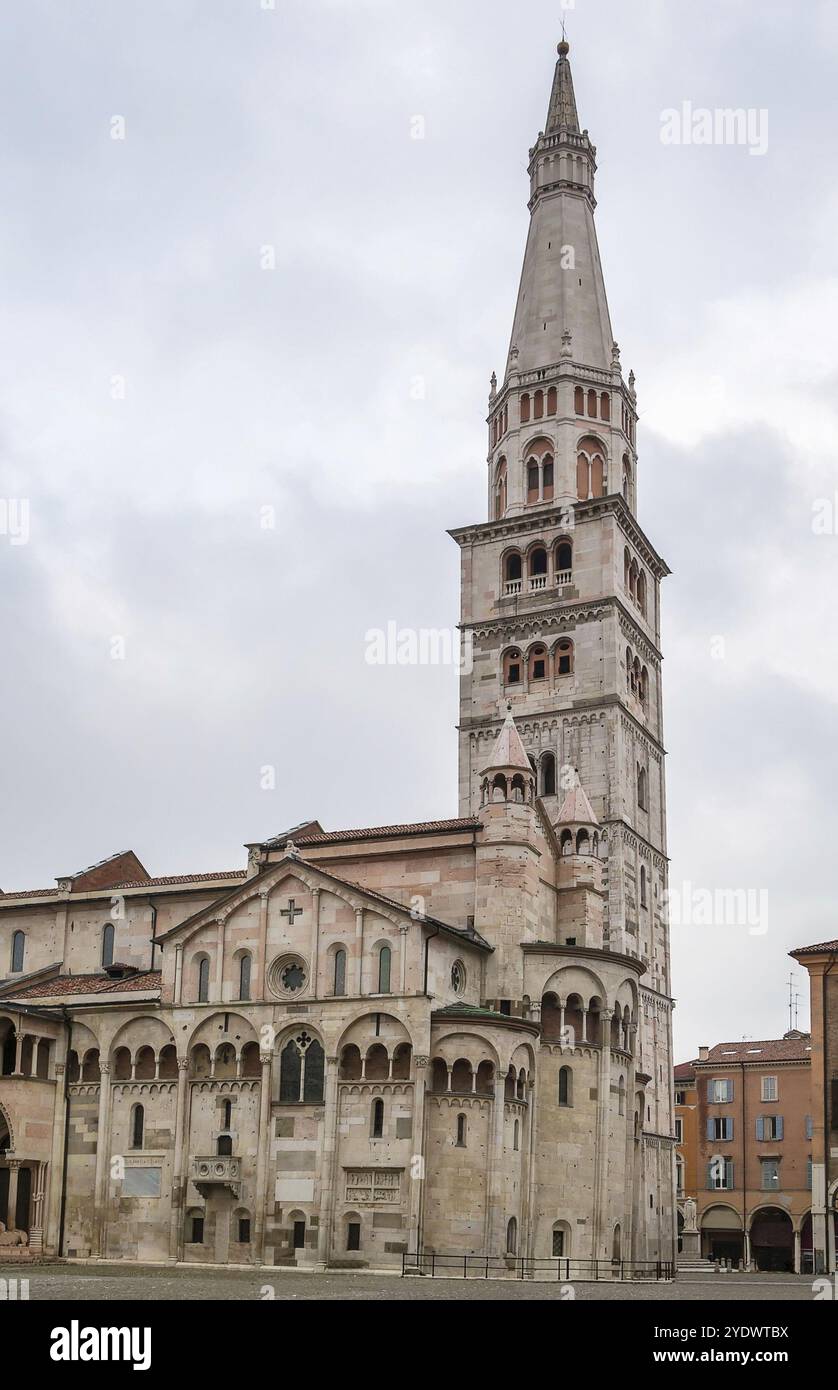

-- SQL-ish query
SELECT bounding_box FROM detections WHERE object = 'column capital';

[99,1062,112,1078]
[177,1057,190,1072]
[259,1053,273,1067]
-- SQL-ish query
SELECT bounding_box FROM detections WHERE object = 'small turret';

[479,703,536,807]
[554,773,605,948]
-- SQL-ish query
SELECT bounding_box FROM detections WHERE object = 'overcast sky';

[1,0,837,1060]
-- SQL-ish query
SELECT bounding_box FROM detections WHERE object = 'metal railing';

[402,1253,674,1282]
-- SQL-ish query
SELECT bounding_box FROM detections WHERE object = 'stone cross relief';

[280,898,304,925]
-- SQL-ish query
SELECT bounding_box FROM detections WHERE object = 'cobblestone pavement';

[0,1263,823,1301]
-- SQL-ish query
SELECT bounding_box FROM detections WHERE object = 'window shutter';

[726,1118,734,1141]
[726,1159,734,1189]
[727,1079,734,1101]
[706,1117,715,1141]
[776,1115,784,1141]
[706,1162,714,1190]
[756,1116,764,1141]
[807,1157,813,1190]
[805,1115,813,1140]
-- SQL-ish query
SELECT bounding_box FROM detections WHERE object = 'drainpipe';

[741,1061,747,1269]
[58,1009,72,1257]
[823,954,836,1273]
[149,900,158,971]
[423,923,440,997]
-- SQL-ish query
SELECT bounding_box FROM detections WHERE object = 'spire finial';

[558,18,569,56]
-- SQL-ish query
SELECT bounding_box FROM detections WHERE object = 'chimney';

[698,1045,709,1061]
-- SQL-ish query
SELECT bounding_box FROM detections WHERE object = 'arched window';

[196,955,210,1003]
[559,1066,573,1106]
[513,1119,520,1151]
[527,459,539,504]
[238,953,251,1001]
[333,948,347,996]
[556,640,574,676]
[640,865,647,908]
[520,393,531,424]
[503,649,522,686]
[547,386,557,415]
[528,645,547,682]
[506,1217,518,1254]
[637,766,648,811]
[576,451,590,500]
[504,551,522,593]
[494,459,507,520]
[636,570,647,616]
[600,393,611,422]
[377,945,392,994]
[587,389,598,418]
[542,456,554,501]
[102,923,115,969]
[371,1098,384,1138]
[622,455,631,501]
[555,540,572,581]
[346,1216,361,1252]
[456,1113,467,1148]
[640,666,648,708]
[279,1033,325,1104]
[217,1133,233,1156]
[130,1104,144,1150]
[552,1223,568,1258]
[541,752,556,796]
[529,547,548,588]
[11,931,25,974]
[534,389,544,419]
[574,386,584,415]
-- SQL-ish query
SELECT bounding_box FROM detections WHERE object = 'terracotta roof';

[674,1060,697,1080]
[5,970,162,1000]
[699,1037,812,1064]
[286,818,480,845]
[790,938,838,957]
[0,871,245,902]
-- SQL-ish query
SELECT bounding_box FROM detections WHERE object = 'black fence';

[402,1252,674,1281]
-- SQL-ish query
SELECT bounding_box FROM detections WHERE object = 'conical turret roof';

[482,705,531,775]
[555,776,599,827]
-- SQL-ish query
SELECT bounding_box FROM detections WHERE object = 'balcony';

[504,580,522,596]
[556,569,572,587]
[190,1155,241,1198]
[529,575,548,592]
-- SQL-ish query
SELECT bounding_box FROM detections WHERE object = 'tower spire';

[546,37,580,134]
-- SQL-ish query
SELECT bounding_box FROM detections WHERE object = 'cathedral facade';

[0,40,676,1272]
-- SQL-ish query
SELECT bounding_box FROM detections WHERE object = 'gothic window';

[11,931,24,974]
[196,955,210,1003]
[640,666,648,707]
[238,953,252,1002]
[377,945,392,994]
[636,570,647,616]
[279,1032,325,1104]
[637,765,648,811]
[456,1113,467,1147]
[333,948,347,996]
[556,539,572,579]
[547,386,558,415]
[600,393,611,421]
[130,1104,144,1150]
[494,458,507,519]
[534,389,544,419]
[574,386,584,414]
[530,546,548,584]
[576,452,589,499]
[503,649,522,686]
[559,1066,573,1106]
[591,450,604,496]
[529,645,547,682]
[556,640,574,676]
[520,393,531,424]
[541,752,556,796]
[542,456,554,500]
[504,551,522,590]
[371,1098,384,1138]
[622,455,631,501]
[506,1217,518,1254]
[527,460,539,503]
[587,389,597,418]
[102,923,115,969]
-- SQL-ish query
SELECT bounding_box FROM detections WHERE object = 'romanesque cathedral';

[0,40,675,1269]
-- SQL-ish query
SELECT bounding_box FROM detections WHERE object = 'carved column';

[257,890,270,995]
[593,1009,613,1259]
[310,888,321,994]
[254,1052,274,1265]
[408,1055,428,1255]
[316,1055,340,1267]
[354,908,364,995]
[6,1160,20,1230]
[173,943,184,1005]
[214,916,227,1003]
[169,1058,190,1261]
[93,1061,112,1262]
[399,924,408,994]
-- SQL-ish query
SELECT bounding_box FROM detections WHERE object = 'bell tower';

[451,37,672,1009]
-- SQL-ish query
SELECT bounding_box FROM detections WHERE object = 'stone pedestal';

[680,1228,700,1260]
